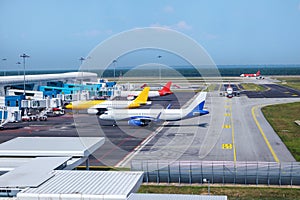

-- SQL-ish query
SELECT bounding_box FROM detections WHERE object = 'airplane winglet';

[166,104,172,109]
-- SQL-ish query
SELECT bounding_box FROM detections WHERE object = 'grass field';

[240,83,267,91]
[138,185,300,200]
[276,77,300,91]
[262,101,300,161]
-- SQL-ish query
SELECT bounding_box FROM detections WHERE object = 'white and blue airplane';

[99,92,209,126]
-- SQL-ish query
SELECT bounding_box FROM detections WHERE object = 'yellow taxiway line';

[224,100,236,162]
[251,106,279,162]
[230,106,237,162]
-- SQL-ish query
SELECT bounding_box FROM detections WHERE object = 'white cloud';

[150,20,192,31]
[164,5,174,13]
[175,20,192,30]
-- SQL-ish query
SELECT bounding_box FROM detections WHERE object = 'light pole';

[16,62,21,75]
[79,57,85,65]
[157,55,162,83]
[2,58,7,76]
[203,178,210,195]
[20,53,30,95]
[112,60,117,79]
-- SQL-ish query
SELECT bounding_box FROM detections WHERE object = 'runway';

[1,83,300,168]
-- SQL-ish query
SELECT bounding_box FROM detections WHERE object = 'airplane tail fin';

[256,70,261,76]
[183,92,209,117]
[158,81,173,96]
[132,87,150,104]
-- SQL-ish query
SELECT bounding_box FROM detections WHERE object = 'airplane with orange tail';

[65,87,151,115]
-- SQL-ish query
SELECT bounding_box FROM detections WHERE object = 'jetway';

[0,106,21,129]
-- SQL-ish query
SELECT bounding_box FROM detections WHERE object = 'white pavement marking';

[115,122,168,168]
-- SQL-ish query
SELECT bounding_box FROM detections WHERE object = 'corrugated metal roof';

[0,157,70,188]
[17,170,144,200]
[128,193,227,200]
[0,137,104,157]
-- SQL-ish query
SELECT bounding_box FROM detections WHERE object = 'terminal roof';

[0,157,70,188]
[17,170,144,200]
[0,137,104,157]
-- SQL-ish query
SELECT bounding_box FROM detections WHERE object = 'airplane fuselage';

[120,91,160,98]
[100,108,186,121]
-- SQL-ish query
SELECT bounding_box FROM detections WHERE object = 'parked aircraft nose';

[65,103,73,109]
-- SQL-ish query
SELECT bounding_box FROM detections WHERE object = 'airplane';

[240,70,261,78]
[99,92,209,126]
[120,81,173,100]
[65,87,151,115]
[220,83,240,98]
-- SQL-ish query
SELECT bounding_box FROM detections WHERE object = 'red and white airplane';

[240,70,261,77]
[121,81,173,99]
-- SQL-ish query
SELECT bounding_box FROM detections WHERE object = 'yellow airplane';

[65,87,151,114]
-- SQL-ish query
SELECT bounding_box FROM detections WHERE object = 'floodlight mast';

[112,59,117,79]
[20,53,30,95]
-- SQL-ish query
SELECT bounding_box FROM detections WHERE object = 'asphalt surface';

[1,84,300,167]
[242,84,300,98]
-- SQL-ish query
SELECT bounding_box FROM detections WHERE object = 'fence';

[131,160,300,186]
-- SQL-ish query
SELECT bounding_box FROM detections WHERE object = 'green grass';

[262,102,300,161]
[276,77,300,91]
[203,84,217,92]
[138,185,300,200]
[240,83,267,91]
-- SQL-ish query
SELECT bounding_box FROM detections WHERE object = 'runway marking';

[224,113,231,116]
[265,86,271,91]
[115,122,167,167]
[292,94,298,97]
[224,105,231,108]
[223,124,231,128]
[284,91,290,94]
[251,106,279,162]
[230,106,237,162]
[222,143,232,149]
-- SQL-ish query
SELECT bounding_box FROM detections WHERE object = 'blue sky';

[1,0,300,70]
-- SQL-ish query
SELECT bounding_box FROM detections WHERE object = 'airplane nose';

[65,104,72,109]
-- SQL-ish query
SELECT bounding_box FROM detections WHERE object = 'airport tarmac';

[1,82,300,168]
[243,84,300,98]
[119,92,299,167]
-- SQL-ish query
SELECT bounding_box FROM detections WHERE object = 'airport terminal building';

[0,72,97,96]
